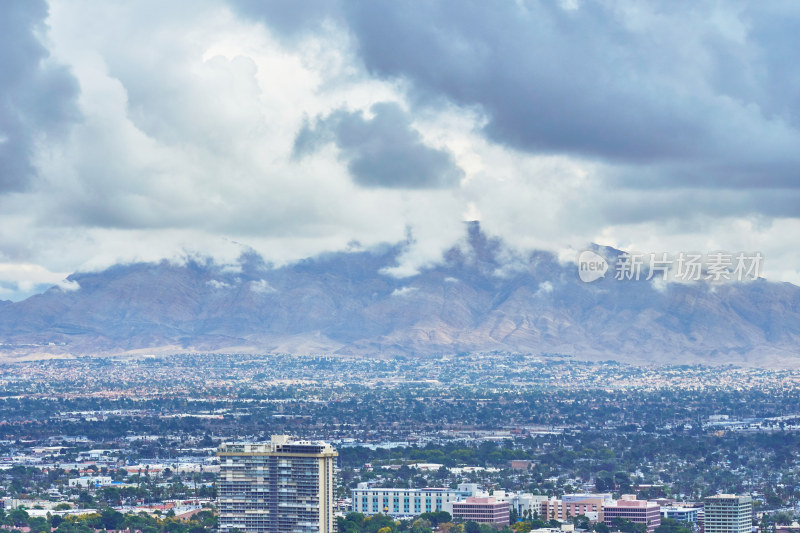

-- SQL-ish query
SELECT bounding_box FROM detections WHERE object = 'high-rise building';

[704,495,752,533]
[217,435,338,533]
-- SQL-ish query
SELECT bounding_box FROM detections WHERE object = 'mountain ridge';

[2,224,800,366]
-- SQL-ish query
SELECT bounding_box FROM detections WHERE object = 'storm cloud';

[232,0,800,192]
[0,0,80,193]
[294,102,464,189]
[2,0,800,301]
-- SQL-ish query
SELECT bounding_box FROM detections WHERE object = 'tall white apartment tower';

[704,494,752,533]
[217,435,338,533]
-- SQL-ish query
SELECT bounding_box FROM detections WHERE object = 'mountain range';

[2,222,800,366]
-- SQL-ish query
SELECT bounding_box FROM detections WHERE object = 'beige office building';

[218,436,338,533]
[704,494,752,533]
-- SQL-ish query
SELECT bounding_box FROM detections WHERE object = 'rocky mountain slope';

[2,223,800,366]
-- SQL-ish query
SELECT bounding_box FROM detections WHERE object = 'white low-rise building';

[352,487,469,517]
[68,476,113,488]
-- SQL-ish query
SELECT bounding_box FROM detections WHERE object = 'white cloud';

[250,279,276,294]
[391,286,418,297]
[0,263,71,289]
[536,281,554,296]
[57,279,80,292]
[0,263,75,301]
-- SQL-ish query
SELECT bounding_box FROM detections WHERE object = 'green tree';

[573,514,590,530]
[654,518,692,533]
[28,516,50,533]
[100,508,125,531]
[593,523,610,533]
[77,491,94,508]
[595,471,614,492]
[364,514,395,533]
[419,511,452,527]
[611,517,646,533]
[9,509,30,528]
[55,520,93,533]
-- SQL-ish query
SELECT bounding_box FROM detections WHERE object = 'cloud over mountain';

[2,225,800,367]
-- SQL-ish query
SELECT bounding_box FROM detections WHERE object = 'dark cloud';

[0,0,80,193]
[595,188,800,226]
[225,0,342,42]
[343,2,707,159]
[231,0,800,193]
[294,102,464,189]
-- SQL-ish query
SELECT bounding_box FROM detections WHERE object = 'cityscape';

[1,355,799,533]
[3,1,800,533]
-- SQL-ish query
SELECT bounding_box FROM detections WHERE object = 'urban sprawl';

[1,353,799,533]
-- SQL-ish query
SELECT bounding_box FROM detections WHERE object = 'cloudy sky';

[1,0,800,300]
